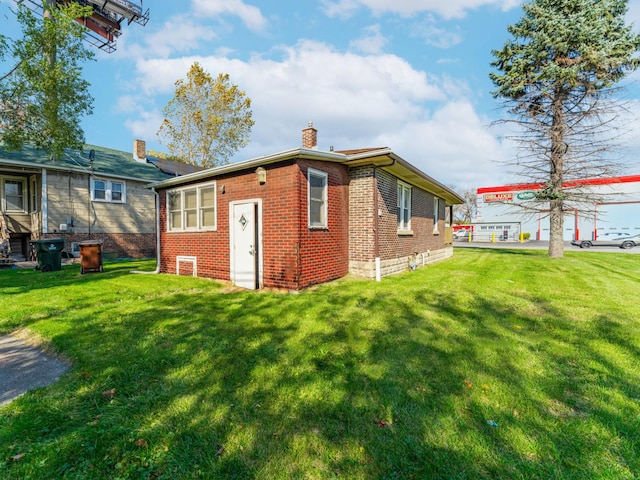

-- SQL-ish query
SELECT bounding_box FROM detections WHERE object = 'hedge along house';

[150,124,464,290]
[0,140,198,262]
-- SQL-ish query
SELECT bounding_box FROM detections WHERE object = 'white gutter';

[148,148,348,190]
[345,150,465,205]
[131,187,161,275]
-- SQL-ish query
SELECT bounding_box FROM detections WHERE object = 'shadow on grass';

[1,255,640,479]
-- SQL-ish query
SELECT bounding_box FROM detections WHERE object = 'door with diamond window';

[230,201,261,289]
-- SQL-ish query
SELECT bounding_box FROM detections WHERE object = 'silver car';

[572,232,639,249]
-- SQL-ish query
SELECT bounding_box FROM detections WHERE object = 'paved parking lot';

[454,240,640,253]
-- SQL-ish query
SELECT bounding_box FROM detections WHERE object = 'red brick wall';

[347,167,446,266]
[348,166,376,262]
[157,158,350,290]
[376,169,446,259]
[42,233,155,258]
[158,164,297,284]
[296,160,350,288]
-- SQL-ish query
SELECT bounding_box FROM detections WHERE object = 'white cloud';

[376,101,513,188]
[191,0,267,32]
[321,0,520,19]
[124,109,164,141]
[411,15,463,48]
[141,16,216,58]
[350,24,389,54]
[113,15,216,60]
[114,95,140,114]
[124,40,511,189]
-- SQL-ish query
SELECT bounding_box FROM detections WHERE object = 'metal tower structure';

[13,0,149,53]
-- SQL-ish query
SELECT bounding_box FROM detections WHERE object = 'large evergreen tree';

[0,1,94,159]
[490,0,640,257]
[157,63,254,168]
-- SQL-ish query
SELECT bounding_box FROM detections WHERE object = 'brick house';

[0,140,200,263]
[151,125,464,290]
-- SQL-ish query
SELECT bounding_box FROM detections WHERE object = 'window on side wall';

[397,181,412,232]
[167,181,217,232]
[433,197,440,234]
[30,175,38,213]
[3,177,27,212]
[91,178,126,203]
[308,168,328,229]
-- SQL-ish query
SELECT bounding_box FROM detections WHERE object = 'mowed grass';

[1,249,639,479]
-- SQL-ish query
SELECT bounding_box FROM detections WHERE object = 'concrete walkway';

[0,335,69,407]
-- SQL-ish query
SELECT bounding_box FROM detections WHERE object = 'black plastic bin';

[30,238,65,272]
[79,240,103,274]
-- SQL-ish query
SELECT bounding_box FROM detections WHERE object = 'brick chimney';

[302,122,317,149]
[133,139,146,163]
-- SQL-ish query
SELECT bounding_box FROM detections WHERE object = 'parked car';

[453,230,472,241]
[571,232,639,249]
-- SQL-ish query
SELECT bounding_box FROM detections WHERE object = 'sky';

[2,0,640,191]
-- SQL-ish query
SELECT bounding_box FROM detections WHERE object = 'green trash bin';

[30,238,65,272]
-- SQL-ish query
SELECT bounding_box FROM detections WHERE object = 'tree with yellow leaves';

[157,63,254,168]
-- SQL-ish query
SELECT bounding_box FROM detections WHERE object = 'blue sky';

[2,0,640,190]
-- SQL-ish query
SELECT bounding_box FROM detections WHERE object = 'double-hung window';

[397,181,412,232]
[308,168,328,229]
[111,182,124,202]
[91,178,126,203]
[167,181,217,232]
[3,178,26,212]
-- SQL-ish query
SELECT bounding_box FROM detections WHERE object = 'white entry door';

[230,201,261,289]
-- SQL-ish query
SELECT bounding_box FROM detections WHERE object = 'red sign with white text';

[484,193,513,203]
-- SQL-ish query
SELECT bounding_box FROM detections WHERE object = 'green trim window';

[308,168,328,229]
[167,181,217,232]
[397,181,412,232]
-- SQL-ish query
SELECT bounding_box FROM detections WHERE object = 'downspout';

[373,166,381,282]
[88,173,92,236]
[131,187,161,274]
[41,170,48,235]
[296,165,303,290]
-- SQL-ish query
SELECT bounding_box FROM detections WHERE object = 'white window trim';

[433,196,440,234]
[176,256,197,276]
[91,178,127,204]
[308,168,328,229]
[166,180,217,232]
[2,176,28,213]
[397,180,412,233]
[29,175,38,213]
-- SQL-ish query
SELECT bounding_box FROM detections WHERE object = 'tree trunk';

[548,87,566,258]
[548,198,564,257]
[44,0,57,64]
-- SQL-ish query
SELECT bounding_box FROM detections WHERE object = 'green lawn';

[1,249,639,479]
